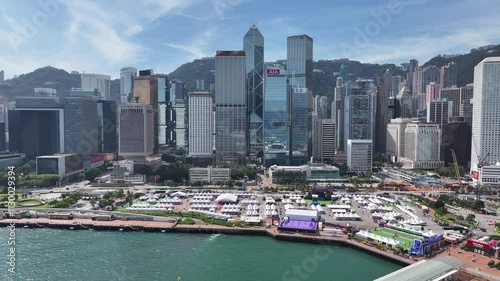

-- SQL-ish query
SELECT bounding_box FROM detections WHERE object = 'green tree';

[80,168,101,182]
[473,200,484,211]
[466,214,476,224]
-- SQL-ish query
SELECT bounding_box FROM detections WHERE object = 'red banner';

[91,155,105,163]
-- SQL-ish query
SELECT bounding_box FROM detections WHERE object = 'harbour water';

[0,229,402,281]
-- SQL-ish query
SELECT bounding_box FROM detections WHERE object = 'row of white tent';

[246,204,259,210]
[355,230,401,247]
[192,195,214,200]
[286,194,303,200]
[240,199,260,205]
[190,207,216,212]
[334,213,361,220]
[400,218,425,226]
[159,198,182,203]
[190,203,217,209]
[245,210,260,216]
[265,210,278,217]
[372,211,402,219]
[191,199,212,204]
[130,203,175,208]
[265,204,276,210]
[126,207,174,212]
[309,204,324,213]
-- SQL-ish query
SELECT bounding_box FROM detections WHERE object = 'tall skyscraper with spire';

[244,24,265,162]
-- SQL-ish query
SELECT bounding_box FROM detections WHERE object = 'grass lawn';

[304,199,331,205]
[370,228,420,249]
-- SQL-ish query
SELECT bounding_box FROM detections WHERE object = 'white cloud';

[164,27,217,60]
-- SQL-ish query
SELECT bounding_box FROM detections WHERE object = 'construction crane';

[449,149,462,191]
[471,137,489,200]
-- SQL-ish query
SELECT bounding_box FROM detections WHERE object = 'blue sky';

[1,0,499,79]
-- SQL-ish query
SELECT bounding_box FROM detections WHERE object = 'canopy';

[215,193,238,203]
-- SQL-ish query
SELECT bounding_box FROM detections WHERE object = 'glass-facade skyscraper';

[289,87,309,165]
[244,24,265,162]
[263,65,288,166]
[286,35,313,89]
[120,67,137,103]
[215,51,247,166]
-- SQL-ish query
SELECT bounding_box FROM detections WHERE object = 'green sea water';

[0,228,402,281]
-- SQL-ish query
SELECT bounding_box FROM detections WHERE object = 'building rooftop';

[374,256,465,281]
[480,56,500,64]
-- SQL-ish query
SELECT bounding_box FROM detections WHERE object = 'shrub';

[487,260,495,268]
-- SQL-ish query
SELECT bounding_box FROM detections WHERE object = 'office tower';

[188,92,213,158]
[196,80,205,91]
[120,67,137,103]
[407,59,418,91]
[425,82,441,105]
[460,84,474,104]
[412,65,440,96]
[403,123,442,169]
[0,70,4,83]
[375,70,390,154]
[0,102,7,151]
[263,65,289,166]
[387,97,400,120]
[287,35,313,89]
[34,88,56,97]
[343,79,376,151]
[347,139,372,172]
[118,103,153,160]
[441,120,471,168]
[390,75,402,97]
[11,97,98,158]
[289,87,309,165]
[386,118,411,162]
[471,57,500,184]
[312,119,335,163]
[97,100,117,153]
[166,80,186,149]
[215,51,247,166]
[134,73,159,152]
[396,85,413,118]
[312,95,328,119]
[81,73,111,100]
[427,99,452,125]
[244,24,265,161]
[440,87,460,117]
[333,77,347,151]
[440,62,457,88]
[156,76,168,151]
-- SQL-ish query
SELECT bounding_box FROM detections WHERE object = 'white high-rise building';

[402,123,442,169]
[188,92,213,157]
[471,57,500,185]
[120,67,137,103]
[347,139,372,172]
[386,118,412,162]
[81,73,111,100]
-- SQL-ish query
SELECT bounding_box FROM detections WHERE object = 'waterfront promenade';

[0,218,414,266]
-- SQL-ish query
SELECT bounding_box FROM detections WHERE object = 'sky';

[1,0,500,79]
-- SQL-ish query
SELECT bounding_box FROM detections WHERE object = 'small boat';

[119,228,124,231]
[69,227,74,230]
[24,225,28,228]
[161,230,166,233]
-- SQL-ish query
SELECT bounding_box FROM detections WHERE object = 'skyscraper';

[343,79,376,150]
[396,85,413,118]
[263,65,289,166]
[81,73,111,100]
[167,80,186,149]
[313,119,336,163]
[244,24,265,161]
[375,70,390,154]
[440,62,458,88]
[120,67,137,103]
[118,103,153,160]
[312,95,328,119]
[407,59,418,91]
[289,87,309,165]
[470,57,500,184]
[188,92,213,158]
[425,82,441,105]
[286,35,313,89]
[390,75,402,97]
[426,99,452,125]
[347,139,373,172]
[386,118,412,162]
[215,51,247,166]
[134,73,159,152]
[440,87,460,117]
[403,123,442,169]
[97,100,117,154]
[0,70,4,83]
